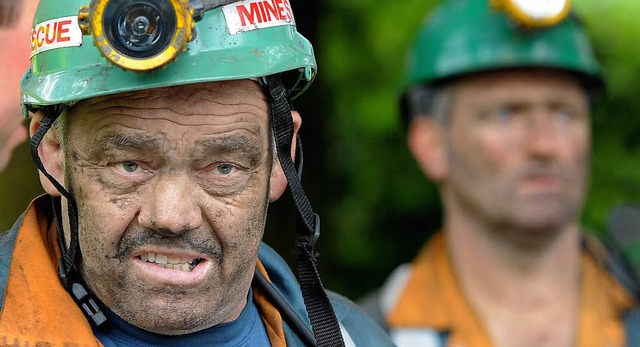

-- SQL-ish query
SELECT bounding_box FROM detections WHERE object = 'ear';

[30,111,65,196]
[269,111,302,202]
[407,116,448,182]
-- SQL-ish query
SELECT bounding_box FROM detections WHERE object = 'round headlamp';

[79,0,194,71]
[491,0,571,28]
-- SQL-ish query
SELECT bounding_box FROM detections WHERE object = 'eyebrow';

[195,135,262,157]
[93,133,264,163]
[95,133,163,153]
[0,0,23,28]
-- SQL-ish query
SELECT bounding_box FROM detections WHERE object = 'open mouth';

[139,252,204,272]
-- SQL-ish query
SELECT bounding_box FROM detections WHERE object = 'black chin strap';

[266,74,346,347]
[29,106,107,328]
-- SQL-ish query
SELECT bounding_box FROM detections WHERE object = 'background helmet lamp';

[491,0,571,28]
[79,0,194,71]
[398,0,603,125]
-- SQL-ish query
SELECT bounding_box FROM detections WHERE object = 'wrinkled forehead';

[61,80,272,156]
[451,68,588,94]
[71,79,269,118]
[80,80,266,108]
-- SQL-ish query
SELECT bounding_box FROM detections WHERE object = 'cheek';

[208,195,267,260]
[570,128,591,159]
[211,198,266,242]
[77,199,129,259]
[476,135,513,164]
[451,128,513,173]
[72,172,136,257]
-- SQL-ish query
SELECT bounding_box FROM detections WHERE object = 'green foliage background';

[1,0,639,302]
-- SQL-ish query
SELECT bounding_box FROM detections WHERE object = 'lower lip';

[133,257,209,286]
[522,176,562,190]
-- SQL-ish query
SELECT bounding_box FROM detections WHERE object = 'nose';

[138,173,203,236]
[524,111,561,161]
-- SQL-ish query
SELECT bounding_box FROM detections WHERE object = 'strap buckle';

[298,213,321,253]
[71,282,108,328]
[57,258,69,289]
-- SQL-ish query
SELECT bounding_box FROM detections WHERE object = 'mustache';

[113,228,221,261]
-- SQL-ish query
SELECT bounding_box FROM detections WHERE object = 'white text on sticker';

[223,0,295,35]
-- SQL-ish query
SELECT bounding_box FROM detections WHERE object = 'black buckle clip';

[71,282,108,328]
[57,258,69,289]
[298,213,321,253]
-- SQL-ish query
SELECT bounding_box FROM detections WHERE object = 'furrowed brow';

[196,136,264,162]
[95,133,163,153]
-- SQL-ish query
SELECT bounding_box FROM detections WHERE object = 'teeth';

[155,254,168,264]
[140,252,202,272]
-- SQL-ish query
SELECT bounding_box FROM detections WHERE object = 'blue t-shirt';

[93,292,271,346]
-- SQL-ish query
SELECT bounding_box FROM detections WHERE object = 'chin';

[518,198,578,226]
[116,300,219,335]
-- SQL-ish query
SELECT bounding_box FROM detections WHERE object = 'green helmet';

[401,0,603,121]
[21,0,316,114]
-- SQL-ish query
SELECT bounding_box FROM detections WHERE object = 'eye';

[213,163,237,175]
[553,106,579,124]
[492,107,513,124]
[117,161,140,173]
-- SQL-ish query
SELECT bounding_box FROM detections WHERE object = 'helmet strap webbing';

[29,106,108,328]
[266,74,346,347]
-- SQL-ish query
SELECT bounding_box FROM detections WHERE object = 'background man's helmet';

[400,0,603,122]
[22,0,316,114]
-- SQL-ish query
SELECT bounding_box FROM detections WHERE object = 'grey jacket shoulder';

[0,212,25,311]
[258,243,395,346]
[328,290,395,346]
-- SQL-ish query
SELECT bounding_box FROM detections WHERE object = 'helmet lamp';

[79,0,194,71]
[492,0,571,28]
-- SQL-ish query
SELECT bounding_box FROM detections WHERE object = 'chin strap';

[266,74,346,347]
[29,106,107,328]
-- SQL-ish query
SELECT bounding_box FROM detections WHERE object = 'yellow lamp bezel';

[492,0,571,28]
[90,0,193,72]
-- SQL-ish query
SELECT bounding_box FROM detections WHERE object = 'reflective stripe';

[339,322,357,347]
[375,264,446,346]
[391,328,443,347]
[379,264,412,317]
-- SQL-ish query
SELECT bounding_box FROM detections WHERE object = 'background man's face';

[442,69,591,236]
[64,81,274,334]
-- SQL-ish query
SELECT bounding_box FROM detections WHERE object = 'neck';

[446,215,581,302]
[444,208,582,347]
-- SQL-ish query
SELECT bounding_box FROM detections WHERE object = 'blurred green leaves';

[316,0,442,296]
[573,0,640,229]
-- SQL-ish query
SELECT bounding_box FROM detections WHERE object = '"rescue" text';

[30,16,83,58]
